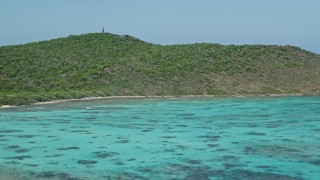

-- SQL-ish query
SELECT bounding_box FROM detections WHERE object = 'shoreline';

[0,93,306,109]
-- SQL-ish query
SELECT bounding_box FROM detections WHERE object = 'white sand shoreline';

[0,93,306,108]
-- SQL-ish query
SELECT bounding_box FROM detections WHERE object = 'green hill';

[1,33,320,105]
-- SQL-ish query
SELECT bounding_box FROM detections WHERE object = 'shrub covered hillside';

[1,33,320,105]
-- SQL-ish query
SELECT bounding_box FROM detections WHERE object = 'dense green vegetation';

[1,33,320,105]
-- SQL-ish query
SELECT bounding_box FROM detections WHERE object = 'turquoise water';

[0,96,319,179]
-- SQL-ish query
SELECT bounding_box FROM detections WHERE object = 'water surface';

[0,96,319,179]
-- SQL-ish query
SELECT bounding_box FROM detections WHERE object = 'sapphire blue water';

[0,96,319,179]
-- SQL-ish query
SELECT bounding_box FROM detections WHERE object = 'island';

[0,33,319,106]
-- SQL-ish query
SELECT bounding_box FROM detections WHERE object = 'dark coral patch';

[70,130,90,133]
[246,132,266,136]
[31,171,80,180]
[38,123,50,126]
[94,151,118,159]
[98,146,108,149]
[55,121,71,124]
[309,160,320,166]
[70,126,90,128]
[148,120,159,123]
[203,135,221,139]
[7,155,32,160]
[45,154,64,158]
[175,145,188,150]
[15,149,30,153]
[7,145,20,149]
[160,136,176,139]
[77,160,98,165]
[115,162,125,166]
[117,140,130,144]
[163,148,176,153]
[216,148,227,152]
[177,124,188,127]
[24,164,39,167]
[17,135,35,138]
[207,144,220,148]
[0,129,23,133]
[185,159,202,165]
[47,135,58,138]
[57,147,80,150]
[4,161,20,165]
[142,129,153,132]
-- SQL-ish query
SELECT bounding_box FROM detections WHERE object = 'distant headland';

[0,33,319,106]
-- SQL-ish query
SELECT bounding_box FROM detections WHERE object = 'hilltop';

[0,33,320,105]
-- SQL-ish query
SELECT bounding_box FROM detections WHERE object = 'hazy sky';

[1,0,320,53]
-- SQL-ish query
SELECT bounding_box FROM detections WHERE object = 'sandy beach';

[0,93,305,109]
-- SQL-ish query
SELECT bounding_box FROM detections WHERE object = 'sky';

[1,0,320,53]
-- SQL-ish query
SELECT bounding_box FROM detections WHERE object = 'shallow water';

[0,96,319,180]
